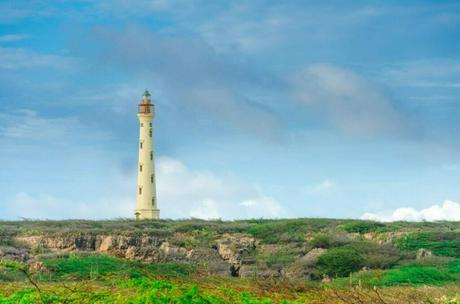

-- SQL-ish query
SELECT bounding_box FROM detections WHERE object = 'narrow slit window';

[149,129,152,138]
[141,123,144,127]
[140,142,143,149]
[151,174,154,183]
[138,187,142,195]
[139,164,143,172]
[149,123,152,127]
[152,197,155,206]
[150,151,153,160]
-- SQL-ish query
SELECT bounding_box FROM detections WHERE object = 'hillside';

[1,218,459,303]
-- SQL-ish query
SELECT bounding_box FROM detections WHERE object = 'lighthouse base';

[134,209,160,220]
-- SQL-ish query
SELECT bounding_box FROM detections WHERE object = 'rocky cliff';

[4,233,264,278]
[1,219,456,280]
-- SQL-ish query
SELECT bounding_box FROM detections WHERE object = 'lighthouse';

[134,89,159,220]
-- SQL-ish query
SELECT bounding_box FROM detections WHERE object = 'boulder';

[416,248,432,260]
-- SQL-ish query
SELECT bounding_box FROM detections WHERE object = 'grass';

[1,276,460,303]
[394,232,460,258]
[39,254,195,281]
[334,258,460,288]
[0,253,460,303]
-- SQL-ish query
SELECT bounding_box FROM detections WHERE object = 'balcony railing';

[138,104,154,114]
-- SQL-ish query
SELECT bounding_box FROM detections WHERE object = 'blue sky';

[1,0,460,220]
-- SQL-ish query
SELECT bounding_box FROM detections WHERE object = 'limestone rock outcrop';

[215,234,256,276]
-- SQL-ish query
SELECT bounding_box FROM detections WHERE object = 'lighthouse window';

[138,187,142,195]
[150,151,153,160]
[140,142,143,149]
[149,129,152,138]
[151,174,154,183]
[141,123,144,127]
[149,123,152,127]
[139,164,143,172]
[152,197,155,205]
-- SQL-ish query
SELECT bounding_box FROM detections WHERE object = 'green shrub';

[317,248,364,277]
[342,221,385,234]
[257,253,296,268]
[343,241,401,269]
[395,232,460,258]
[447,259,460,275]
[309,234,350,249]
[245,220,307,244]
[310,234,334,249]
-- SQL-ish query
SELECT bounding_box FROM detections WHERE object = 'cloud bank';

[361,200,460,222]
[2,157,287,220]
[291,64,406,136]
[157,157,287,219]
[303,179,336,194]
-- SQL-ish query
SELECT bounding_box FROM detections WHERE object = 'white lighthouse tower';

[134,89,159,220]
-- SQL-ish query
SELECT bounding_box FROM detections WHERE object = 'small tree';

[317,248,364,277]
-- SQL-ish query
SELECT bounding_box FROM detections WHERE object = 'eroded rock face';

[0,246,29,262]
[12,233,246,276]
[298,248,327,267]
[15,235,97,251]
[215,234,256,277]
[15,235,164,262]
[159,242,191,261]
[285,248,327,279]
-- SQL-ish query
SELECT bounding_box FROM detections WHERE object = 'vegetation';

[395,232,460,258]
[1,218,460,303]
[317,247,364,277]
[341,221,387,234]
[1,255,460,303]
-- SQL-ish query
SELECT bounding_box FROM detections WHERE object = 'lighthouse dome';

[141,89,151,104]
[138,89,154,114]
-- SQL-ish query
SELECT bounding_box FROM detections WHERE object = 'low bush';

[245,220,307,244]
[344,241,402,269]
[256,252,296,268]
[342,221,386,234]
[309,234,334,249]
[395,232,460,258]
[317,248,364,277]
[309,234,350,249]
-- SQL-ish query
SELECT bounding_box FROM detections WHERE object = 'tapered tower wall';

[135,91,159,220]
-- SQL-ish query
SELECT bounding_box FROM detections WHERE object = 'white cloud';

[0,47,78,70]
[239,197,284,218]
[0,110,111,144]
[4,192,132,220]
[291,64,406,136]
[2,157,287,220]
[304,179,336,194]
[157,157,288,219]
[189,199,221,219]
[361,200,460,222]
[0,34,29,42]
[0,4,52,24]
